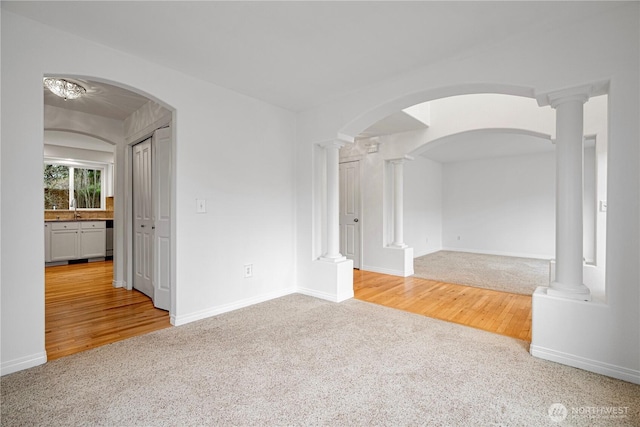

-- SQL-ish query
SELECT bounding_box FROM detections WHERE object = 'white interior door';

[340,161,361,268]
[133,138,153,299]
[152,127,171,311]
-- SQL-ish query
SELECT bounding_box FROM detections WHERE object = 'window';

[44,162,105,210]
[73,167,101,209]
[44,164,69,209]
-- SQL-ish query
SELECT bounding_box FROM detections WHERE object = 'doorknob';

[141,224,145,228]
[354,218,359,222]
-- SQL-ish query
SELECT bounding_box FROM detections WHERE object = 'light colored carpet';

[414,250,550,295]
[2,294,638,426]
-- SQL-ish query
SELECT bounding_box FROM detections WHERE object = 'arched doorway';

[43,76,176,359]
[338,87,608,342]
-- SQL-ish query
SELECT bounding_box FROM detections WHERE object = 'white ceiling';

[44,79,151,121]
[3,1,622,112]
[45,130,114,153]
[419,131,555,163]
[360,111,428,138]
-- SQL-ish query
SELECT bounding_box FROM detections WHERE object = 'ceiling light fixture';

[43,78,86,100]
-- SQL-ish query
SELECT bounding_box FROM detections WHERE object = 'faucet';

[71,198,80,220]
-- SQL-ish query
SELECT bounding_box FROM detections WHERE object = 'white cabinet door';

[50,223,79,261]
[80,222,106,258]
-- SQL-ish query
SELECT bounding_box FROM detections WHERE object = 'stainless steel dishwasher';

[105,220,113,260]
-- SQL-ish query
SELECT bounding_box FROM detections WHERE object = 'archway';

[43,75,177,359]
[339,85,608,341]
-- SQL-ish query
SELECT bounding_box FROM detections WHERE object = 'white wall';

[1,11,297,374]
[442,151,556,259]
[44,143,114,165]
[404,156,442,257]
[297,4,639,382]
[44,130,114,153]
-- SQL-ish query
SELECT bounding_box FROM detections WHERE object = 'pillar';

[389,156,413,248]
[545,89,592,301]
[320,140,346,262]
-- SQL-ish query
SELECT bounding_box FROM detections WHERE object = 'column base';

[547,282,592,301]
[388,243,408,249]
[319,254,347,263]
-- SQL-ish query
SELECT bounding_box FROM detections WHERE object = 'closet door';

[132,138,153,299]
[152,127,171,311]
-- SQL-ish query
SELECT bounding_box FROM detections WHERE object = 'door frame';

[123,113,175,317]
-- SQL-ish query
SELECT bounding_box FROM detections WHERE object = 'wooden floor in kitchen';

[354,269,532,342]
[45,260,171,360]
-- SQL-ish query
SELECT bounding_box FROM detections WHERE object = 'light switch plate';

[599,200,607,212]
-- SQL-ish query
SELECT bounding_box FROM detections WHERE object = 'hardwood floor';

[45,261,530,360]
[45,260,171,360]
[354,269,532,342]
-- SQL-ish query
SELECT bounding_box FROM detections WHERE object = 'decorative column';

[540,88,592,301]
[389,156,413,248]
[320,140,346,262]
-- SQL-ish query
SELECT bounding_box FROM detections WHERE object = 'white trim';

[413,247,442,258]
[530,345,640,385]
[1,352,47,376]
[441,247,553,261]
[361,265,409,277]
[125,112,171,146]
[297,287,349,303]
[339,153,364,163]
[170,287,296,326]
[112,280,125,288]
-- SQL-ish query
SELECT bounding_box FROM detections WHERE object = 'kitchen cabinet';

[80,221,106,258]
[50,222,79,261]
[48,221,106,262]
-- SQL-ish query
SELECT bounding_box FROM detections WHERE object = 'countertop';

[45,218,113,222]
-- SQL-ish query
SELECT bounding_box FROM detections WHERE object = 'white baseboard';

[296,286,353,302]
[413,248,442,258]
[1,351,47,376]
[170,287,297,326]
[530,344,640,385]
[441,247,553,260]
[112,280,126,288]
[361,265,408,277]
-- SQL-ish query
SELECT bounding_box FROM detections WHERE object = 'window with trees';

[44,162,104,210]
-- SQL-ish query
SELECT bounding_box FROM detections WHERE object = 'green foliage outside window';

[44,164,102,209]
[74,168,101,209]
[44,164,69,209]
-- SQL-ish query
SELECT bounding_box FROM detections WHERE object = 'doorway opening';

[43,76,175,359]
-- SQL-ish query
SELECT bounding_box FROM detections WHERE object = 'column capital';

[536,81,608,108]
[318,139,347,150]
[388,155,414,164]
[318,134,353,150]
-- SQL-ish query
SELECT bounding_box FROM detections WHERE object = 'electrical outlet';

[244,264,253,278]
[196,199,206,213]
